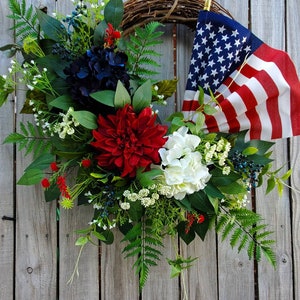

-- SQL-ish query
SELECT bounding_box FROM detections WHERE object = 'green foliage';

[216,207,276,266]
[126,22,164,81]
[7,0,39,42]
[122,220,163,289]
[3,121,52,158]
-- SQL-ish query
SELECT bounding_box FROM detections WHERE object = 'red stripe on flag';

[254,44,300,137]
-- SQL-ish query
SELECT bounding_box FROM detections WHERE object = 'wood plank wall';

[0,0,299,299]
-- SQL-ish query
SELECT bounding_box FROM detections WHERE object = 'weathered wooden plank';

[0,1,15,299]
[100,231,139,300]
[286,1,300,299]
[14,1,58,299]
[251,0,294,299]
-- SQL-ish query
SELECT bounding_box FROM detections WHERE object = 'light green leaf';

[266,176,276,194]
[70,110,97,129]
[242,147,258,156]
[203,104,218,115]
[132,80,153,112]
[114,80,131,108]
[281,169,292,181]
[17,169,44,185]
[75,236,89,246]
[90,90,115,107]
[198,86,205,106]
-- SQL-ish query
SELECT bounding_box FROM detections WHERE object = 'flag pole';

[204,0,212,11]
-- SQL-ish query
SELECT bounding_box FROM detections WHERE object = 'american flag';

[182,11,300,140]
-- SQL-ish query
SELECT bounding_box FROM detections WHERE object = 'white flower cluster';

[121,187,160,210]
[158,126,211,200]
[52,107,80,139]
[204,138,231,175]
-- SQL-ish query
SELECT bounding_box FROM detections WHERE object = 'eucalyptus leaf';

[70,110,97,129]
[90,90,115,107]
[114,80,131,108]
[132,80,153,112]
[49,95,75,111]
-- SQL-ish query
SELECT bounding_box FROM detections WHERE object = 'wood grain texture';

[287,1,300,300]
[0,1,15,299]
[250,1,294,299]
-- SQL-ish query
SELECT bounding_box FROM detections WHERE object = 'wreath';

[0,0,293,289]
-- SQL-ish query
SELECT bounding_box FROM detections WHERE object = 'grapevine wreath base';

[122,0,232,35]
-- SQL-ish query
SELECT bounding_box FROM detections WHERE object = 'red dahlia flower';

[91,104,168,178]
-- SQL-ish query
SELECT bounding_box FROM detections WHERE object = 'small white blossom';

[120,202,130,210]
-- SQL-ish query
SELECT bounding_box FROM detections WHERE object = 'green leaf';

[198,86,205,105]
[281,169,292,181]
[153,79,178,100]
[49,95,75,111]
[75,236,89,246]
[93,20,107,46]
[91,230,106,241]
[90,90,115,107]
[203,104,218,115]
[132,80,152,112]
[25,153,55,171]
[104,0,124,29]
[70,110,97,129]
[114,80,131,108]
[17,168,44,185]
[44,182,60,202]
[36,8,67,41]
[177,221,196,245]
[266,176,276,194]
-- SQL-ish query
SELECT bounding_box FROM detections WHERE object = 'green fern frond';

[7,0,39,42]
[3,121,51,158]
[121,219,163,289]
[217,207,276,267]
[126,21,164,81]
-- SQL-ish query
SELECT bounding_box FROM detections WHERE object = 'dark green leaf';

[36,8,67,42]
[25,153,55,171]
[104,0,124,29]
[17,168,44,185]
[44,182,60,202]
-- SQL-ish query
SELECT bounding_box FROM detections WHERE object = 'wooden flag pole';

[204,0,212,11]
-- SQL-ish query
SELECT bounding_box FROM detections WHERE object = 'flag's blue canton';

[186,11,263,93]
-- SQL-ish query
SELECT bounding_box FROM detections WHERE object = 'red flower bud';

[41,178,50,188]
[81,159,92,168]
[50,162,59,172]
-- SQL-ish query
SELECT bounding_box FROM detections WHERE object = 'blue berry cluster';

[62,1,88,32]
[98,188,117,218]
[230,150,264,188]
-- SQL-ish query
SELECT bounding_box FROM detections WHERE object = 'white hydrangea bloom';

[159,126,211,200]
